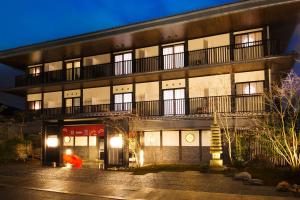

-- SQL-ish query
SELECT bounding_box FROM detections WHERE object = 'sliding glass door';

[163,44,184,70]
[163,88,185,115]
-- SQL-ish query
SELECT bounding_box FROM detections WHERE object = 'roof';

[0,0,299,68]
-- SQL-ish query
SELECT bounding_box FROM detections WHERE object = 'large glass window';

[63,136,74,146]
[114,93,132,111]
[114,53,132,75]
[28,66,41,76]
[65,97,81,114]
[75,136,88,146]
[144,131,160,146]
[162,131,179,146]
[235,31,262,47]
[163,44,184,69]
[236,81,264,95]
[163,88,185,115]
[66,60,81,81]
[28,100,42,110]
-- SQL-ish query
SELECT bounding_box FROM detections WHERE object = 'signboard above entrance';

[62,125,105,136]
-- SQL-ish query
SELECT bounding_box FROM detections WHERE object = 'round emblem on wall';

[64,136,71,143]
[185,133,195,143]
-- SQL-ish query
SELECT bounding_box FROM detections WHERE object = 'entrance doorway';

[62,124,105,168]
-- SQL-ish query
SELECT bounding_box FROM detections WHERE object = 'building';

[0,0,299,168]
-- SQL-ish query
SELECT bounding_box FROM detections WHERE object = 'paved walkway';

[0,163,297,200]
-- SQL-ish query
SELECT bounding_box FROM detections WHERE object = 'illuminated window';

[28,66,41,76]
[235,31,262,47]
[66,60,81,81]
[163,88,185,115]
[236,81,264,95]
[162,131,179,146]
[44,61,62,72]
[28,100,41,110]
[63,136,74,146]
[114,52,132,75]
[65,97,80,114]
[163,44,184,69]
[144,131,160,146]
[75,136,88,146]
[114,93,132,111]
[89,136,97,146]
[181,131,199,146]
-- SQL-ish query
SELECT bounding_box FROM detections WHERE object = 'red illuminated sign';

[62,125,105,136]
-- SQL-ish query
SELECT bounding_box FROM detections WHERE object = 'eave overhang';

[0,0,300,68]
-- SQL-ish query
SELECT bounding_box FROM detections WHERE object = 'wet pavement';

[0,163,297,200]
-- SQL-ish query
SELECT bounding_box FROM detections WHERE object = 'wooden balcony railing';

[33,95,265,118]
[15,39,280,87]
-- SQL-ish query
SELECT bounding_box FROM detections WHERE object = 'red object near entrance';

[63,154,83,168]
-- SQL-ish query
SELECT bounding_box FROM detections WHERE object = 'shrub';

[0,139,32,164]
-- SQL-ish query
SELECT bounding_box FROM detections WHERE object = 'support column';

[185,76,189,115]
[179,130,182,161]
[230,70,236,112]
[159,77,163,116]
[104,127,108,169]
[229,32,235,61]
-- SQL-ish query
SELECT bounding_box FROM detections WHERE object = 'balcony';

[15,39,280,87]
[34,95,265,119]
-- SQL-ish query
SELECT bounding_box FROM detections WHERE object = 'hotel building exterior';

[0,0,299,168]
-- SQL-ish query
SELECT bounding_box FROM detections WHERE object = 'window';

[75,136,88,146]
[236,81,264,95]
[181,131,199,146]
[28,66,41,76]
[28,100,42,110]
[63,136,74,146]
[163,88,185,115]
[89,136,97,147]
[162,131,179,146]
[114,53,132,75]
[65,97,81,114]
[144,131,160,146]
[163,44,184,69]
[235,31,262,47]
[66,60,81,81]
[114,93,132,111]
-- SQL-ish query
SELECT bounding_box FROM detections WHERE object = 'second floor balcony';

[31,94,266,119]
[15,39,280,87]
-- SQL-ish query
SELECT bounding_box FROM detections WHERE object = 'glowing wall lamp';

[47,135,58,148]
[110,134,123,148]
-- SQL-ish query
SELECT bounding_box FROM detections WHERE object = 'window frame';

[234,31,263,47]
[114,52,133,75]
[65,60,81,81]
[28,66,41,77]
[114,92,133,111]
[235,81,264,96]
[162,43,185,69]
[28,100,42,110]
[162,87,186,115]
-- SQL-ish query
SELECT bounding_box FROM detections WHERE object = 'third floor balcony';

[16,39,280,87]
